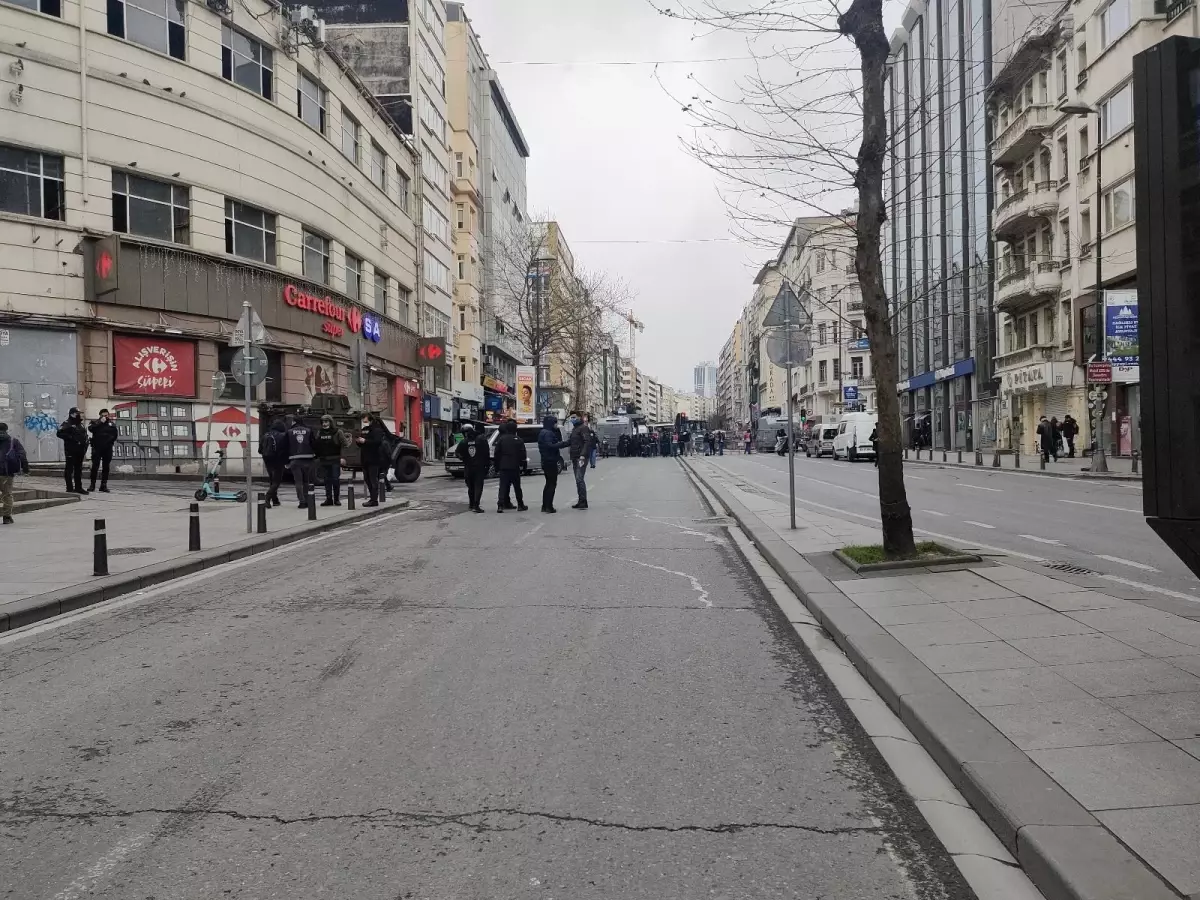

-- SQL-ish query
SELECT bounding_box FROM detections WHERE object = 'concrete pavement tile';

[958,759,1097,852]
[859,651,952,714]
[1107,629,1200,658]
[915,799,1016,863]
[944,667,1092,707]
[1167,655,1200,678]
[1030,741,1200,810]
[951,854,1047,900]
[835,575,928,595]
[900,689,1027,783]
[868,603,971,626]
[1177,739,1200,761]
[1154,620,1200,648]
[1022,589,1135,612]
[1110,692,1200,740]
[944,595,1049,619]
[1065,606,1181,631]
[909,641,1040,674]
[986,576,1085,596]
[978,613,1098,641]
[887,619,1006,649]
[1129,595,1200,621]
[1097,805,1200,896]
[1018,824,1181,900]
[908,575,1018,602]
[979,698,1157,750]
[818,606,887,643]
[1051,658,1200,698]
[1008,633,1147,666]
[847,588,941,610]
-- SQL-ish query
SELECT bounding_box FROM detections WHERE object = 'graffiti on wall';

[22,411,59,435]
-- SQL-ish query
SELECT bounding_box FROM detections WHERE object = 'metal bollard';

[957,449,963,464]
[256,493,268,534]
[378,474,387,505]
[188,502,201,552]
[942,450,948,463]
[1132,450,1139,474]
[347,486,356,511]
[904,447,909,460]
[976,449,983,466]
[93,518,108,576]
[1040,453,1046,470]
[992,450,1001,468]
[1014,451,1021,469]
[307,489,317,521]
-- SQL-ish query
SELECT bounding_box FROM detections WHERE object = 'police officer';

[455,424,491,513]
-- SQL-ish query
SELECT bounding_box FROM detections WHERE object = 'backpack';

[259,430,282,461]
[1,439,21,476]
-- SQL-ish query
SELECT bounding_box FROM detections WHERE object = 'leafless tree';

[552,269,631,415]
[650,0,916,556]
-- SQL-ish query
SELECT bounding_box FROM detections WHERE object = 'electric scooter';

[194,449,249,502]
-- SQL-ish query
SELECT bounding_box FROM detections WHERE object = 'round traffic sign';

[231,346,269,387]
[211,371,228,397]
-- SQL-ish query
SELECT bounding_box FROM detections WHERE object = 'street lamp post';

[1063,103,1109,472]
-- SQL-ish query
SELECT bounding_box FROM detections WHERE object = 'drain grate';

[1042,560,1098,576]
[109,547,155,556]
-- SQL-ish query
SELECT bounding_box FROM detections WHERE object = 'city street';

[0,462,976,900]
[711,452,1197,601]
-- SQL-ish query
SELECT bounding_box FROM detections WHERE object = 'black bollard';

[904,447,909,460]
[1014,450,1021,469]
[942,450,947,463]
[188,502,201,552]
[307,489,317,521]
[1131,450,1139,474]
[1040,452,1046,470]
[93,518,108,576]
[975,449,983,466]
[378,473,387,505]
[957,449,963,464]
[257,495,268,534]
[347,486,356,511]
[992,450,1001,468]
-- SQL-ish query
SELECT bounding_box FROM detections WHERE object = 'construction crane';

[619,309,645,371]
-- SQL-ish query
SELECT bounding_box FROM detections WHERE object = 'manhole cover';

[109,547,156,556]
[1042,561,1098,576]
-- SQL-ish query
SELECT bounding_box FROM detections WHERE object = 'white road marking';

[1019,534,1063,545]
[1061,499,1141,513]
[50,830,153,900]
[1095,554,1159,572]
[963,521,996,529]
[518,522,545,543]
[610,555,712,608]
[923,510,948,517]
[750,459,879,499]
[954,483,1003,493]
[629,512,726,544]
[906,475,926,480]
[1100,572,1200,603]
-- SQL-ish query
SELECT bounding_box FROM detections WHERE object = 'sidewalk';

[904,448,1140,480]
[2,477,407,627]
[685,457,1199,900]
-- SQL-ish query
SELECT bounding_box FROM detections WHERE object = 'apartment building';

[717,321,744,427]
[693,361,717,398]
[0,0,423,468]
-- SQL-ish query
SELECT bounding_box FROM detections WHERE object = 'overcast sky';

[461,0,902,394]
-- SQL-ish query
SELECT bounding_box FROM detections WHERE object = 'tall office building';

[885,0,995,450]
[693,361,718,399]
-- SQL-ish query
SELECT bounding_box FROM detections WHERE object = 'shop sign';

[1112,364,1139,384]
[362,314,382,343]
[418,337,447,363]
[283,284,364,337]
[401,379,422,398]
[113,335,197,397]
[848,337,870,351]
[1087,361,1113,384]
[482,375,509,394]
[1104,290,1139,366]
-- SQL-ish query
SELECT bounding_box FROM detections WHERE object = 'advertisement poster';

[515,366,536,422]
[113,335,197,397]
[1104,290,1139,366]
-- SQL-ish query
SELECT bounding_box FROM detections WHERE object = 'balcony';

[994,182,1059,240]
[482,320,526,362]
[992,104,1055,168]
[996,261,1061,315]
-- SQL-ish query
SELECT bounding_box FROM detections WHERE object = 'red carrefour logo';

[418,343,444,362]
[96,251,114,280]
[284,284,364,337]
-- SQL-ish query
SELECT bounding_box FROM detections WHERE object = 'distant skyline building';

[694,361,718,399]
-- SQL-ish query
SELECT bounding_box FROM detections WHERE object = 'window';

[851,319,863,340]
[1100,83,1132,141]
[397,287,411,327]
[422,304,450,339]
[832,359,841,380]
[224,199,276,264]
[1056,51,1068,99]
[422,198,450,244]
[297,71,326,134]
[341,110,360,164]
[396,168,410,212]
[1058,217,1071,259]
[1100,0,1130,48]
[817,323,827,345]
[0,146,64,220]
[456,203,465,230]
[1044,306,1056,343]
[1037,72,1048,103]
[1079,126,1090,169]
[816,250,826,273]
[851,357,864,379]
[370,142,387,191]
[107,0,185,59]
[818,360,827,383]
[1103,177,1135,231]
[1077,43,1088,76]
[10,0,62,17]
[1004,321,1015,353]
[1081,208,1093,245]
[423,249,451,293]
[457,254,465,280]
[221,25,272,99]
[460,359,467,382]
[303,230,329,283]
[459,308,466,331]
[1030,311,1040,344]
[1057,135,1069,181]
[112,172,189,244]
[345,253,362,302]
[419,89,446,143]
[1015,316,1028,349]
[374,271,387,311]
[218,346,282,403]
[422,144,450,195]
[1062,299,1073,346]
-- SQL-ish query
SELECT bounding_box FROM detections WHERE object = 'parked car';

[444,423,566,479]
[832,412,878,461]
[805,424,840,458]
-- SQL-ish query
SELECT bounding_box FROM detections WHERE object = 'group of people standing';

[1036,414,1080,463]
[54,407,119,495]
[454,413,597,514]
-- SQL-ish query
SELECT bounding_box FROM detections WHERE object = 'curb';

[0,500,410,634]
[680,458,1177,900]
[901,456,1141,481]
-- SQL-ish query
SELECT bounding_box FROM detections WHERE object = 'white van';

[832,412,878,461]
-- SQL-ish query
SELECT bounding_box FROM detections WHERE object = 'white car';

[805,425,840,458]
[832,412,878,461]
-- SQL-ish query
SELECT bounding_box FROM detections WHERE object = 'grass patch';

[840,542,958,565]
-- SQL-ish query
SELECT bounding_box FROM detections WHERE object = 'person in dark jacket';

[1061,414,1079,458]
[870,425,879,468]
[537,415,568,513]
[314,415,346,506]
[57,408,89,494]
[493,419,529,513]
[259,417,289,507]
[87,409,119,493]
[567,413,596,509]
[0,422,30,525]
[285,415,316,507]
[1036,416,1057,463]
[356,413,391,507]
[455,423,491,512]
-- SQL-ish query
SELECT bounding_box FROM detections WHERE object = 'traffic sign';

[229,306,269,346]
[210,371,228,398]
[1087,361,1113,384]
[231,346,269,387]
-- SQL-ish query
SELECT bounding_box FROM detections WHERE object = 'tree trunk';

[840,0,917,558]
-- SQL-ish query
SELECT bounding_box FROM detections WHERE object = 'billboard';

[1105,290,1139,367]
[515,366,536,422]
[112,335,197,397]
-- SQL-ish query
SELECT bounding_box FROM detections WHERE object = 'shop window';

[0,145,64,220]
[303,230,329,283]
[217,345,282,403]
[345,253,362,303]
[222,25,272,99]
[224,198,276,264]
[341,110,360,165]
[112,172,189,244]
[297,70,327,134]
[107,0,185,59]
[6,0,62,15]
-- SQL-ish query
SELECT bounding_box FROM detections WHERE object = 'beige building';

[1,0,426,468]
[717,320,745,427]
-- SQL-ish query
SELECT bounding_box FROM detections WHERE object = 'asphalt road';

[707,450,1199,601]
[0,461,975,900]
